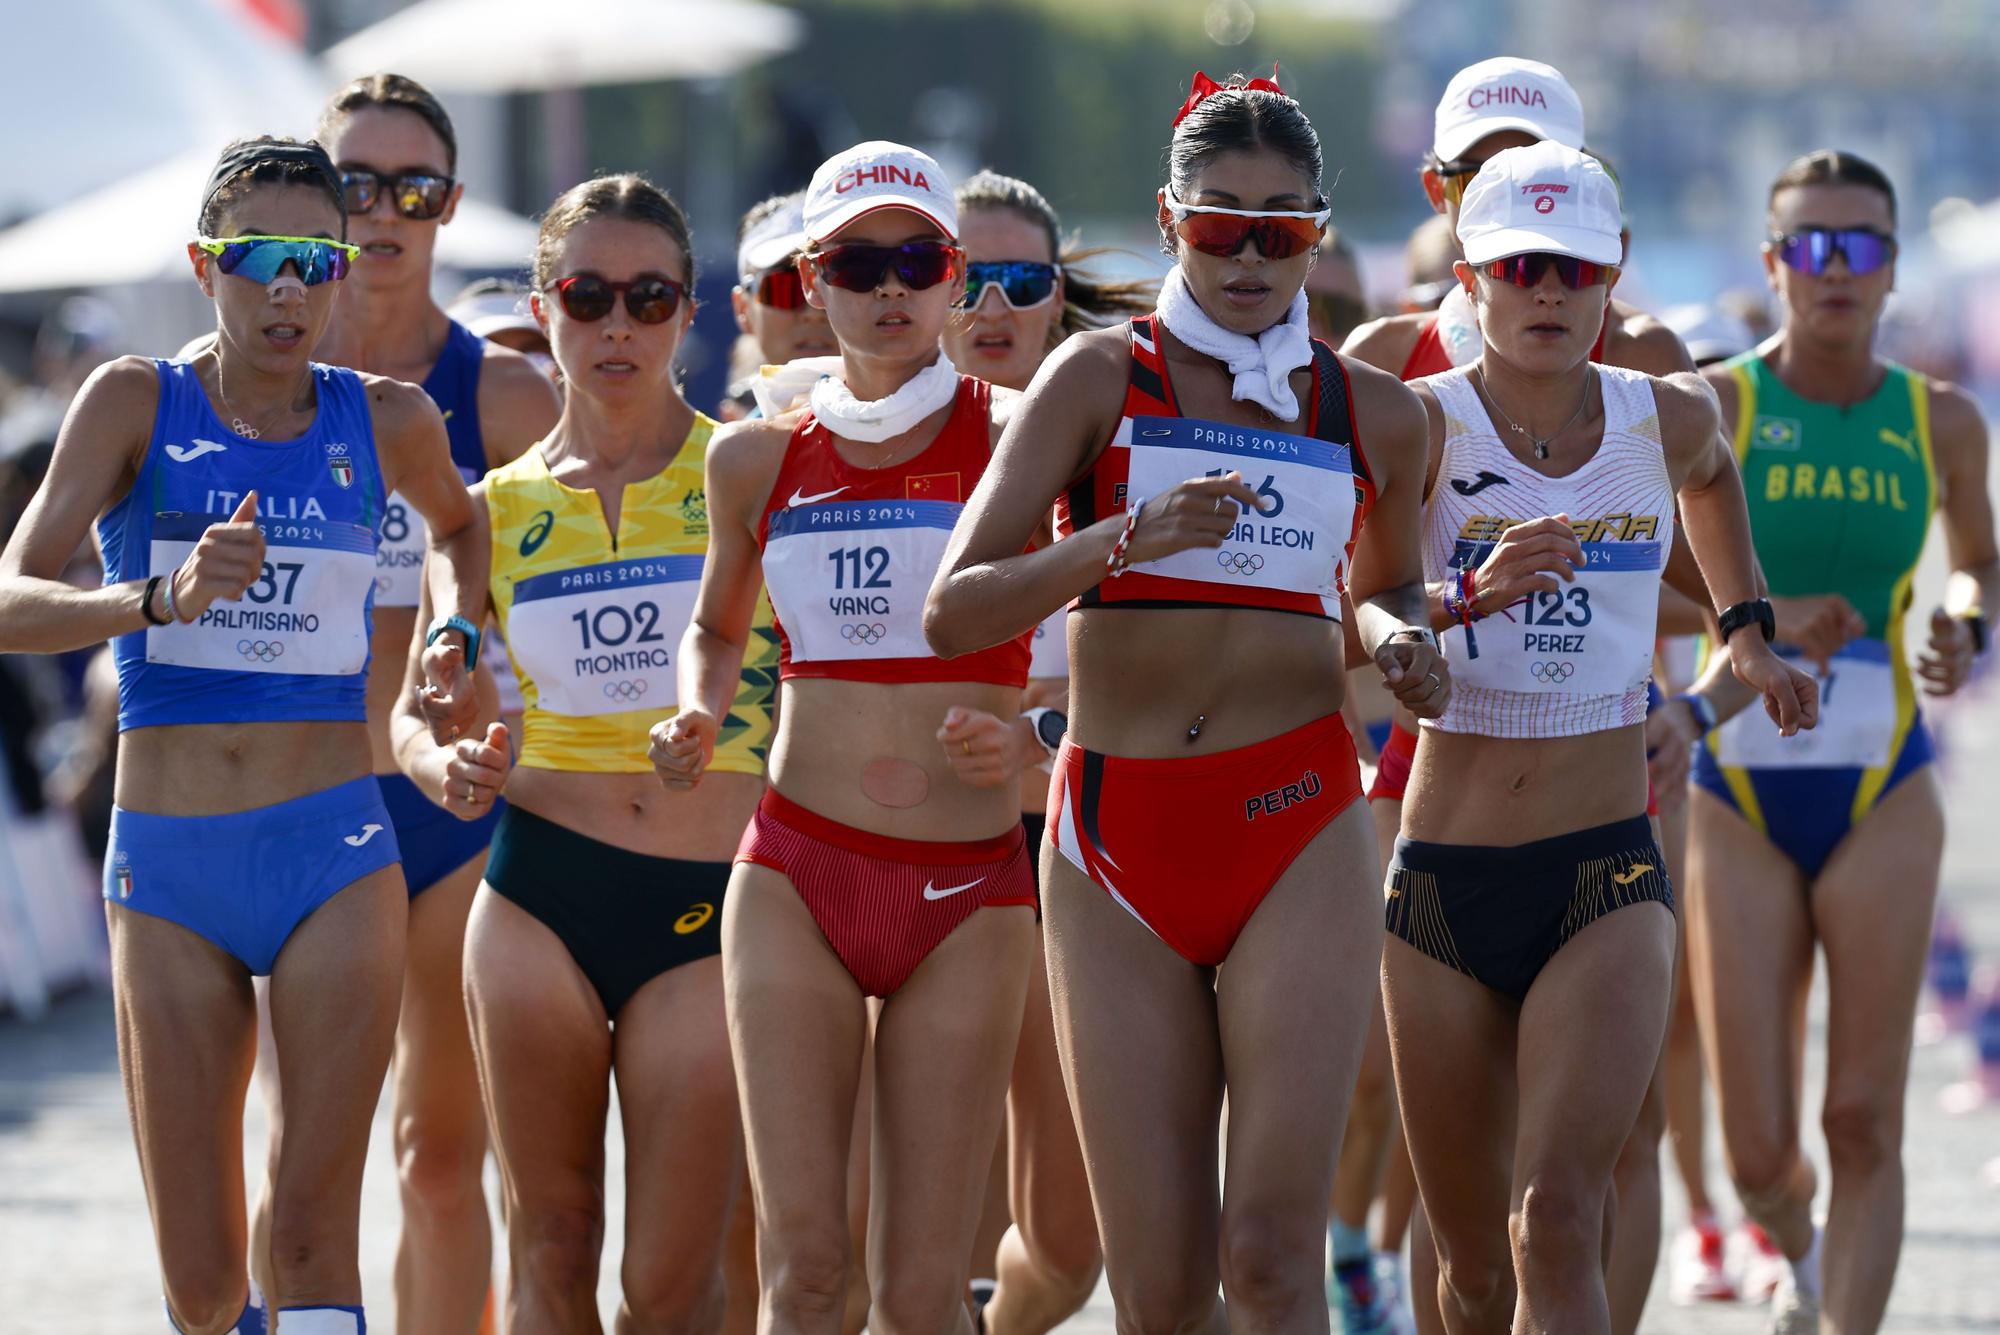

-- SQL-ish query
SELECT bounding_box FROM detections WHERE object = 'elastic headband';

[199,140,343,231]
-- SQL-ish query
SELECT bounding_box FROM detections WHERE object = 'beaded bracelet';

[1106,497,1145,578]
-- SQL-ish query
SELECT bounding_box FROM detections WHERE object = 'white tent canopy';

[324,0,804,92]
[0,153,541,296]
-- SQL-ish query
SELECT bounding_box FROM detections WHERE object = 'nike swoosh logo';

[343,823,384,847]
[788,486,850,507]
[1450,470,1509,496]
[1611,864,1654,886]
[922,877,984,901]
[165,440,228,463]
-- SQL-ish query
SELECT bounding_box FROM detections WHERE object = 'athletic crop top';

[1054,314,1375,619]
[98,359,385,731]
[759,375,1031,687]
[1422,364,1672,739]
[375,320,488,607]
[486,414,776,776]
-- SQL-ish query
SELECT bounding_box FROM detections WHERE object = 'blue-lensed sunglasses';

[1768,227,1896,278]
[195,234,359,286]
[965,260,1060,310]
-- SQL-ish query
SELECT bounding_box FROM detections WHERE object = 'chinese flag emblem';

[906,472,962,502]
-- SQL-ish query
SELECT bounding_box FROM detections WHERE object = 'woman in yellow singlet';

[396,174,775,1331]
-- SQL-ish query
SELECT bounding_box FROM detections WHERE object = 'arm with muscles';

[372,377,490,742]
[650,419,787,792]
[0,358,262,652]
[1919,383,2000,696]
[924,332,1259,660]
[476,344,564,468]
[1341,362,1451,719]
[390,534,509,818]
[1659,373,1816,734]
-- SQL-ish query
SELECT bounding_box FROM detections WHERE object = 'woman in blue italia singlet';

[0,138,486,1335]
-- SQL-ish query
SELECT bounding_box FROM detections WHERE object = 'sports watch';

[1716,598,1776,645]
[425,613,483,672]
[1024,707,1067,758]
[1387,625,1441,652]
[1674,692,1718,734]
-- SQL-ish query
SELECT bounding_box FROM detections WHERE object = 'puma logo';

[1611,863,1654,887]
[1450,470,1509,497]
[165,440,229,463]
[1878,427,1918,461]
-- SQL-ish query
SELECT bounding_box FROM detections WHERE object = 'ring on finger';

[1424,671,1441,696]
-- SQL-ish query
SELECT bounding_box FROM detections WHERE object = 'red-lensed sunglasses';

[1166,196,1331,260]
[811,240,962,294]
[750,265,807,310]
[1482,253,1617,290]
[547,272,688,323]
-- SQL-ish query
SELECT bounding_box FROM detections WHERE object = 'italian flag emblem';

[330,458,354,488]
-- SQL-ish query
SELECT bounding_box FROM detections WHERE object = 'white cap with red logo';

[1432,57,1585,163]
[803,141,958,244]
[1456,141,1623,266]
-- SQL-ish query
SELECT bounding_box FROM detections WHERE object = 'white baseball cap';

[1432,57,1585,163]
[448,285,539,342]
[1456,142,1623,266]
[803,141,957,244]
[738,192,807,283]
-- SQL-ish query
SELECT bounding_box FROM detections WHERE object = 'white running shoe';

[1731,1222,1788,1303]
[1375,1251,1417,1335]
[1769,1274,1820,1334]
[1668,1220,1739,1303]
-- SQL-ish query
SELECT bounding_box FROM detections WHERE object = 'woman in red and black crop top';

[925,76,1448,1329]
[648,141,1037,1335]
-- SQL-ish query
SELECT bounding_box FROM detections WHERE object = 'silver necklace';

[214,361,308,441]
[1475,367,1592,460]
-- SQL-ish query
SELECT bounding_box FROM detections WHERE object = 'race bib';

[764,499,958,661]
[374,475,476,607]
[145,512,375,676]
[1713,639,1895,768]
[1029,608,1069,678]
[1123,416,1353,610]
[1442,539,1662,697]
[505,555,702,717]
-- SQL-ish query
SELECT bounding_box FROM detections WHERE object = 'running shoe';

[1769,1275,1820,1334]
[1731,1222,1788,1303]
[1668,1219,1739,1303]
[1329,1255,1396,1334]
[1376,1250,1417,1335]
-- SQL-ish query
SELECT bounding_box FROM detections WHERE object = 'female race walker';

[927,74,1448,1332]
[0,136,484,1335]
[651,142,1039,1335]
[1687,150,1997,1335]
[1379,142,1813,1335]
[938,169,1151,1335]
[396,174,768,1333]
[306,74,558,1332]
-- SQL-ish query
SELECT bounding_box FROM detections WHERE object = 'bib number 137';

[828,546,891,589]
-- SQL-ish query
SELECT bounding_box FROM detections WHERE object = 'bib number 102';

[828,546,891,590]
[571,602,666,649]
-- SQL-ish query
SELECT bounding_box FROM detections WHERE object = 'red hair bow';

[1174,67,1286,128]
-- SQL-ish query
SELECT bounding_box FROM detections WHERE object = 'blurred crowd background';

[4,0,2000,1011]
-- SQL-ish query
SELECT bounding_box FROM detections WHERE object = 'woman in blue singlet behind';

[0,138,486,1335]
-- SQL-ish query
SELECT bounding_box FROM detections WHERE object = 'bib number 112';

[828,546,891,590]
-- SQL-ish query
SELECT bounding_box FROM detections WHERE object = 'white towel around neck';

[806,351,961,442]
[1154,265,1313,421]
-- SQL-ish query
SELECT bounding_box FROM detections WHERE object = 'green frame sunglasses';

[195,234,360,285]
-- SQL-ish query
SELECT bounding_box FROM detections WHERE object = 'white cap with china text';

[1456,142,1623,267]
[1432,57,1585,163]
[803,141,958,244]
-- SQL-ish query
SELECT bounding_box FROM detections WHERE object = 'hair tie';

[1173,66,1287,128]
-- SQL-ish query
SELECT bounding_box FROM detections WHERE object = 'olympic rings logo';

[237,639,285,663]
[1530,660,1575,683]
[1216,551,1266,576]
[602,679,649,703]
[841,623,887,645]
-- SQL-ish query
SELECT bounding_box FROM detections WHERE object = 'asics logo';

[841,623,886,645]
[1450,470,1510,497]
[603,679,649,703]
[1217,550,1266,576]
[519,509,556,557]
[922,877,984,901]
[236,639,285,663]
[788,485,850,507]
[343,823,384,847]
[165,439,229,463]
[1611,863,1654,886]
[1530,660,1575,683]
[674,902,715,934]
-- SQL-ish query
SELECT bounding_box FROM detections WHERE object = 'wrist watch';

[1024,706,1067,758]
[1674,692,1718,733]
[1388,625,1440,652]
[425,613,483,672]
[1716,598,1776,645]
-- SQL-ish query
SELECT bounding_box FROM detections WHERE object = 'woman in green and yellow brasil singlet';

[1686,151,1997,1334]
[396,174,775,1327]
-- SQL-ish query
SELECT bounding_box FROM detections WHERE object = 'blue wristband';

[426,613,482,673]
